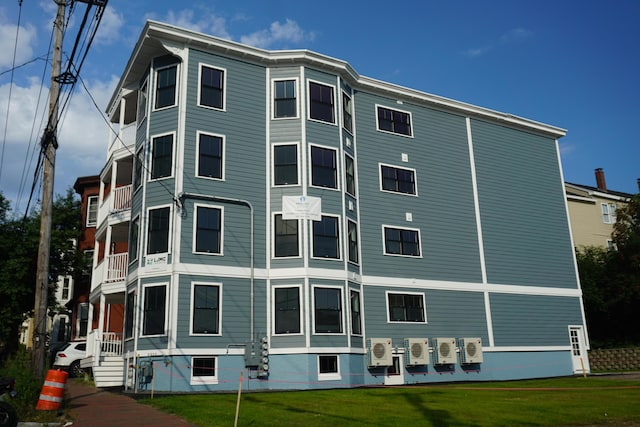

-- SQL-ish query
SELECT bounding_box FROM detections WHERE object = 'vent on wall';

[433,337,457,365]
[367,338,393,367]
[404,338,429,366]
[459,337,483,364]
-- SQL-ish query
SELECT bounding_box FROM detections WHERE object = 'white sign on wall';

[282,195,322,221]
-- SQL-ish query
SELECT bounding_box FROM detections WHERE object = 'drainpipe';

[177,192,255,338]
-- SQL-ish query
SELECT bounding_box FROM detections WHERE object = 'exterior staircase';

[82,331,125,387]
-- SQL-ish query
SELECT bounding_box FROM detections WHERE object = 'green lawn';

[142,377,640,426]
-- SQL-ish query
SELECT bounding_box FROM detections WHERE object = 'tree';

[0,190,81,357]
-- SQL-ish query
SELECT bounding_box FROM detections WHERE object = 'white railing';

[106,253,128,283]
[112,185,132,211]
[108,122,136,155]
[88,330,123,358]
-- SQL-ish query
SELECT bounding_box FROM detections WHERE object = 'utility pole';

[32,0,66,378]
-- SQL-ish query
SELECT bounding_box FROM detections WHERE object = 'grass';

[142,377,640,427]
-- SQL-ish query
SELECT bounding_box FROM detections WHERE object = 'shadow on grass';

[399,390,472,427]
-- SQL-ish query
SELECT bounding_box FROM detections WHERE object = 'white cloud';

[463,27,533,58]
[0,15,37,69]
[149,8,231,40]
[94,6,125,45]
[240,19,314,49]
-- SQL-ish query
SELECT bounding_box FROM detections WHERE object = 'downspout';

[177,192,255,338]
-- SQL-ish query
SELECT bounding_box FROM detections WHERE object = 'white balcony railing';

[87,330,123,358]
[106,253,128,283]
[112,184,132,211]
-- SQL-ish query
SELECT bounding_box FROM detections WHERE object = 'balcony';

[99,184,132,227]
[93,253,128,295]
[108,122,136,156]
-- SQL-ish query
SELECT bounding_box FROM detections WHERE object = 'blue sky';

[1,0,638,214]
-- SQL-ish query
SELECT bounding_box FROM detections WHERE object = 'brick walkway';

[65,380,196,427]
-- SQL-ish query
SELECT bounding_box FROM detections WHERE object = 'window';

[197,133,223,179]
[133,147,144,190]
[137,79,148,122]
[129,216,140,262]
[195,206,222,254]
[347,220,358,264]
[313,215,340,259]
[155,65,177,109]
[151,134,173,180]
[274,287,300,334]
[86,195,98,227]
[273,144,298,185]
[384,226,421,257]
[274,214,299,257]
[191,357,218,384]
[381,164,416,195]
[61,277,70,300]
[387,292,426,322]
[192,284,220,334]
[77,303,89,338]
[82,249,94,275]
[311,146,337,189]
[274,79,297,118]
[143,284,166,335]
[607,239,618,251]
[350,290,362,335]
[309,81,334,123]
[342,93,353,132]
[377,105,412,136]
[147,207,170,254]
[125,291,135,339]
[199,65,224,109]
[601,203,617,224]
[345,155,356,196]
[314,287,342,333]
[318,355,340,380]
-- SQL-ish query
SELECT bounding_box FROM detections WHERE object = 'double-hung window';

[377,105,412,136]
[274,214,299,257]
[273,144,298,185]
[143,284,167,335]
[199,65,224,109]
[384,226,421,257]
[345,155,356,196]
[197,133,223,179]
[381,164,416,195]
[274,79,297,118]
[137,79,148,122]
[128,216,140,262]
[350,290,362,335]
[133,147,144,190]
[151,134,173,180]
[274,287,300,334]
[311,145,337,189]
[313,215,340,259]
[125,291,135,339]
[387,292,426,323]
[314,287,342,333]
[194,206,222,254]
[342,93,353,133]
[309,81,335,123]
[601,203,617,224]
[192,283,220,334]
[86,195,98,227]
[147,207,170,254]
[155,65,177,109]
[347,220,358,264]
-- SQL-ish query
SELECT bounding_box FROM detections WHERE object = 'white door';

[569,326,590,374]
[384,354,405,385]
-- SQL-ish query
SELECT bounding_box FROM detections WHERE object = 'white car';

[53,341,86,377]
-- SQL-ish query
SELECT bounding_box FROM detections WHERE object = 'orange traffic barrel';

[36,369,68,410]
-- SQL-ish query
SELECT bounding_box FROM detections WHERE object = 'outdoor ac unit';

[404,338,429,366]
[459,337,483,364]
[433,337,457,365]
[367,338,393,367]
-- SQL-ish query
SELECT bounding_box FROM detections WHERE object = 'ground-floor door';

[384,354,405,385]
[569,326,590,374]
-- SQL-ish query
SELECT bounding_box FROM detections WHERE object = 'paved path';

[65,380,196,427]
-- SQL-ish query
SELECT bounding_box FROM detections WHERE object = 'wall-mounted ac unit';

[367,338,393,367]
[404,338,429,366]
[433,337,457,365]
[459,337,483,364]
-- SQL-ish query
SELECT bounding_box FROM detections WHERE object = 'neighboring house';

[565,168,636,251]
[89,20,589,391]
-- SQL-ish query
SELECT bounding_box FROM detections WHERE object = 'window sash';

[274,214,299,257]
[309,82,334,123]
[195,207,221,254]
[384,227,420,256]
[311,146,337,189]
[313,216,339,259]
[319,355,338,374]
[345,155,356,196]
[151,135,173,179]
[192,285,219,334]
[275,287,300,334]
[200,66,224,109]
[129,217,139,262]
[147,207,170,254]
[125,291,135,339]
[155,66,176,109]
[143,285,166,335]
[314,288,342,333]
[274,80,297,118]
[381,165,415,194]
[192,357,216,377]
[377,106,411,136]
[388,293,425,322]
[350,290,362,335]
[348,220,358,264]
[274,145,298,185]
[86,196,98,227]
[198,134,223,179]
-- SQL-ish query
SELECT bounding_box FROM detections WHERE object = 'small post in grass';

[234,371,243,427]
[580,357,587,378]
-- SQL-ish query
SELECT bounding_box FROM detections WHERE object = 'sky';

[0,0,638,215]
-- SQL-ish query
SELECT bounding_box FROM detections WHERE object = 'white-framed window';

[124,290,136,339]
[190,282,221,335]
[376,104,412,137]
[196,131,224,180]
[273,143,300,186]
[76,302,89,339]
[273,285,302,335]
[313,285,343,334]
[86,195,98,227]
[193,204,223,255]
[386,291,426,323]
[273,78,298,119]
[601,203,617,224]
[154,65,177,110]
[191,356,218,385]
[308,80,335,124]
[310,144,338,189]
[61,277,71,300]
[383,225,421,257]
[150,133,174,180]
[274,213,300,258]
[349,289,362,336]
[142,283,167,336]
[345,154,356,196]
[128,216,140,263]
[347,220,358,264]
[197,64,226,110]
[137,78,148,123]
[380,163,417,195]
[312,215,341,260]
[133,146,144,191]
[317,354,341,381]
[342,92,353,133]
[147,205,171,255]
